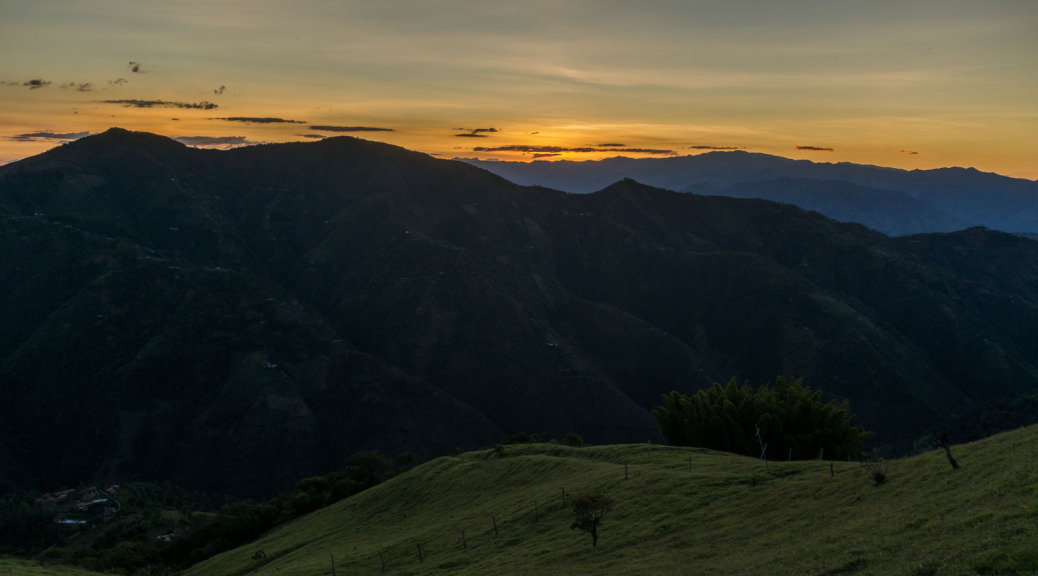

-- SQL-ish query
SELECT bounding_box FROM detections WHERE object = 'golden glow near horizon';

[1,0,1036,178]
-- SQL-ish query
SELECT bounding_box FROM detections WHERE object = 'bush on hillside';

[654,376,869,461]
[561,432,584,447]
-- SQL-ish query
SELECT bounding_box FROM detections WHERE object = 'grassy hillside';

[186,426,1038,576]
[0,558,106,576]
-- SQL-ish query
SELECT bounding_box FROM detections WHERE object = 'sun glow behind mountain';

[1,0,1036,178]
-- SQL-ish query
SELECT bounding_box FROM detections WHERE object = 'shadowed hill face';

[2,130,1037,497]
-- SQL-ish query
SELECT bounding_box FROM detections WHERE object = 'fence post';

[418,542,423,562]
[331,553,336,576]
[493,515,498,536]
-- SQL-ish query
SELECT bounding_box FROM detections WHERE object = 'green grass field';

[0,557,107,576]
[183,425,1038,576]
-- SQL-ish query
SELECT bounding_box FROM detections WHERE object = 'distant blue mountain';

[464,152,1038,235]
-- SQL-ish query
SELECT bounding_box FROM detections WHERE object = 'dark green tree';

[654,376,869,461]
[561,432,584,447]
[343,450,394,486]
[570,492,614,547]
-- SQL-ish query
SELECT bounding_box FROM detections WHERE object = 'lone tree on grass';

[570,492,614,547]
[930,432,959,469]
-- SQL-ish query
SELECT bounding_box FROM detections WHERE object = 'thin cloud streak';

[310,125,393,132]
[2,79,52,89]
[474,144,675,155]
[795,145,835,152]
[455,127,499,137]
[213,117,305,124]
[7,131,92,142]
[104,99,218,109]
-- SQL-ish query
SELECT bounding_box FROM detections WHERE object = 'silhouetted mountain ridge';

[2,129,1037,496]
[464,152,1038,235]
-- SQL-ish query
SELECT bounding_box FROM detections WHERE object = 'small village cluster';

[34,485,120,524]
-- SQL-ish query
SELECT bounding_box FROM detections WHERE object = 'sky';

[2,0,1036,179]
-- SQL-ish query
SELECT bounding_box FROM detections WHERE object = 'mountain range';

[2,129,1037,497]
[463,152,1038,236]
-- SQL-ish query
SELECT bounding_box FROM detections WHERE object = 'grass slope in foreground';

[0,558,106,576]
[187,426,1038,576]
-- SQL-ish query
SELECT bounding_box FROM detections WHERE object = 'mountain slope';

[2,130,1038,497]
[687,177,968,236]
[464,152,1038,234]
[184,426,1038,576]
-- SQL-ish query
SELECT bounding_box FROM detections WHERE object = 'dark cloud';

[597,143,625,147]
[128,61,146,74]
[173,135,251,147]
[533,153,562,159]
[103,99,218,109]
[309,125,393,132]
[795,145,834,152]
[298,134,325,139]
[7,131,91,142]
[613,148,675,155]
[474,145,595,153]
[61,82,93,92]
[3,79,52,89]
[109,78,128,86]
[455,127,498,138]
[473,144,674,155]
[689,145,744,150]
[900,149,919,155]
[212,117,305,124]
[214,85,226,95]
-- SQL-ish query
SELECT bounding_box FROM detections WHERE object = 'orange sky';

[2,0,1036,179]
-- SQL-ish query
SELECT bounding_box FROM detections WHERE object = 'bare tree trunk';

[932,432,959,469]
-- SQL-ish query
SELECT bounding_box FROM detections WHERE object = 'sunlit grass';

[187,426,1038,575]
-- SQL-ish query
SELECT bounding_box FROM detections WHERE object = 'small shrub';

[862,458,888,485]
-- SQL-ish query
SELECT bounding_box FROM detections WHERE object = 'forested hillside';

[2,129,1037,496]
